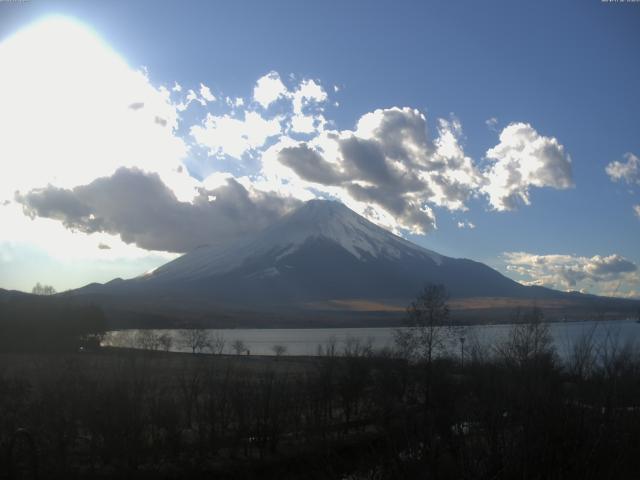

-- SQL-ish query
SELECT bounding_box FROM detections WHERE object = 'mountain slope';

[101,200,534,303]
[65,200,639,326]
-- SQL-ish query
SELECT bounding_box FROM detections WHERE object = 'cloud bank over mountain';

[17,168,298,253]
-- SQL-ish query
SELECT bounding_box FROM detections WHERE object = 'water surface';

[104,319,640,359]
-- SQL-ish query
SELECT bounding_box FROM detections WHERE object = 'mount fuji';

[142,199,530,300]
[66,200,636,327]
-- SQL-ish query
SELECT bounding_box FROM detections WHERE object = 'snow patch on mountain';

[264,200,442,263]
[147,199,443,283]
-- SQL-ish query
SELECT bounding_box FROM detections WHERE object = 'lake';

[103,318,640,359]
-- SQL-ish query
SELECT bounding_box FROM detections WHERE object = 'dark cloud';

[558,268,587,287]
[282,134,436,233]
[18,186,92,221]
[588,255,637,277]
[98,243,111,250]
[360,107,432,167]
[339,136,396,186]
[16,167,300,253]
[344,184,435,234]
[128,102,145,110]
[346,184,408,215]
[278,144,342,185]
[430,173,474,206]
[536,143,573,187]
[274,111,449,233]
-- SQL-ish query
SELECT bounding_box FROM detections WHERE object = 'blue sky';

[0,0,639,297]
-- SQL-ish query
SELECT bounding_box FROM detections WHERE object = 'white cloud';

[606,152,640,185]
[290,114,318,134]
[289,79,328,134]
[179,89,203,110]
[292,79,327,113]
[504,251,639,297]
[190,111,282,159]
[199,82,216,102]
[253,71,288,108]
[250,74,330,134]
[483,122,573,211]
[225,96,245,108]
[485,117,498,130]
[457,221,475,229]
[605,153,640,220]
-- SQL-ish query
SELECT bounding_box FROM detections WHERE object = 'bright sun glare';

[0,17,185,264]
[0,17,184,194]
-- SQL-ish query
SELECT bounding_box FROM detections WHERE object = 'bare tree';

[496,306,555,366]
[342,336,373,358]
[598,326,636,380]
[394,284,458,362]
[135,330,161,351]
[179,329,210,354]
[209,332,226,355]
[158,332,173,352]
[466,331,490,365]
[317,335,338,357]
[566,322,599,379]
[231,339,246,355]
[272,344,287,358]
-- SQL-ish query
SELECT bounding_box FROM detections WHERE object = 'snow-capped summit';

[255,199,442,263]
[147,199,442,284]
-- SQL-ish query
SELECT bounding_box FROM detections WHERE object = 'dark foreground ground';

[1,334,640,479]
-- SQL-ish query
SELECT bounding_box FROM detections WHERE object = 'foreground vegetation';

[0,295,105,352]
[1,320,640,479]
[2,286,639,478]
